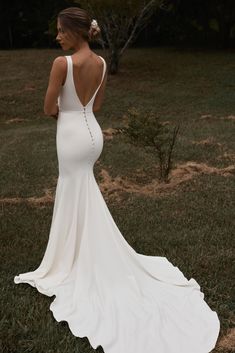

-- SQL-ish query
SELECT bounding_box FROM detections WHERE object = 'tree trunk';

[108,50,120,75]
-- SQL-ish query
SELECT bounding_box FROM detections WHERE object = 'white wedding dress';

[14,55,220,353]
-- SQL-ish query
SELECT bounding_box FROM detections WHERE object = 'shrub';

[119,107,180,182]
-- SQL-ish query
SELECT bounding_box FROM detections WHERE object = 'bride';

[14,6,220,353]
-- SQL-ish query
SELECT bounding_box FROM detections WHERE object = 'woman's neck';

[73,39,90,54]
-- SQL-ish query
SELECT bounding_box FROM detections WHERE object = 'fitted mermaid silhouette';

[14,55,220,353]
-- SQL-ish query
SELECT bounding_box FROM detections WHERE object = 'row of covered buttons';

[83,106,95,165]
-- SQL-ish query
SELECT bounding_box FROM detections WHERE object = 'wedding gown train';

[14,55,220,353]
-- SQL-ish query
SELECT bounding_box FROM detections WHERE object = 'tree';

[209,0,235,48]
[163,0,235,48]
[77,0,165,74]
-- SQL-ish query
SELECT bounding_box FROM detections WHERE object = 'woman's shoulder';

[94,52,105,62]
[50,56,67,80]
[51,56,67,69]
[53,55,68,66]
[92,53,106,71]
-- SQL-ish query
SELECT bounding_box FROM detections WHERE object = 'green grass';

[0,47,235,353]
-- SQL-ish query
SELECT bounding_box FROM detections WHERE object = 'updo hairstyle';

[57,7,101,42]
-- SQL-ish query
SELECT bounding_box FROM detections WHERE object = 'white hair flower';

[91,19,98,29]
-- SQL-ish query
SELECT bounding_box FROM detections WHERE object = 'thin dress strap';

[86,56,107,106]
[61,55,72,87]
[98,56,106,87]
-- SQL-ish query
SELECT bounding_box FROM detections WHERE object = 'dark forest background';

[1,0,235,50]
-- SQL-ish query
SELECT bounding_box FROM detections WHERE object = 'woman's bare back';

[66,52,105,107]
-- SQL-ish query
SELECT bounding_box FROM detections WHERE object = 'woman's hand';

[50,104,59,120]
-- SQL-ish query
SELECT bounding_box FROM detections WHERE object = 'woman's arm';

[44,56,66,119]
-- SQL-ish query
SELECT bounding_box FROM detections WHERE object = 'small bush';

[119,107,180,182]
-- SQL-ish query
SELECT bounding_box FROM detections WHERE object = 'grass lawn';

[0,47,234,353]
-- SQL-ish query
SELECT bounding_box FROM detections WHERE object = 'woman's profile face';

[56,18,75,50]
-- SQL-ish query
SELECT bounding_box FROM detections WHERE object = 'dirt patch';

[0,188,55,207]
[226,115,235,121]
[171,161,234,180]
[23,83,36,91]
[102,128,119,141]
[200,114,214,120]
[1,162,234,205]
[98,161,235,201]
[5,117,29,124]
[217,151,235,162]
[27,188,55,205]
[217,327,235,351]
[192,137,223,148]
[199,114,235,122]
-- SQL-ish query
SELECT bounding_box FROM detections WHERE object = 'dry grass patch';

[98,161,235,201]
[170,161,234,179]
[226,115,235,121]
[27,188,55,206]
[217,151,235,162]
[192,137,224,148]
[102,128,119,141]
[0,187,55,207]
[1,162,234,205]
[199,114,235,121]
[5,117,29,124]
[23,83,36,91]
[217,327,235,351]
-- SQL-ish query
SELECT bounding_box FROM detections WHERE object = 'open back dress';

[14,54,220,353]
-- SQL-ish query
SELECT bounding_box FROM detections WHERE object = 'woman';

[14,6,220,353]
